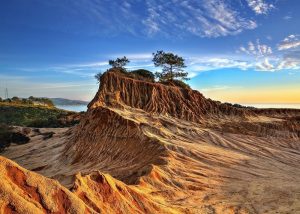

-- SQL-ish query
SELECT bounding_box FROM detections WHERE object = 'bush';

[107,68,155,82]
[106,68,190,88]
[95,72,103,83]
[129,69,155,82]
[0,105,79,128]
[28,116,59,128]
[109,67,128,74]
[233,104,244,108]
[159,80,191,89]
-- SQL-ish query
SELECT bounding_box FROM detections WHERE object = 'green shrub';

[109,67,128,74]
[95,72,103,83]
[130,69,155,82]
[0,105,79,128]
[159,80,191,89]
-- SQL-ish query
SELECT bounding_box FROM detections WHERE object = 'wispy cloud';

[246,0,275,15]
[187,57,252,72]
[234,35,300,72]
[38,0,273,38]
[200,85,235,92]
[283,15,292,20]
[239,39,272,58]
[142,0,258,37]
[110,53,152,61]
[278,35,300,50]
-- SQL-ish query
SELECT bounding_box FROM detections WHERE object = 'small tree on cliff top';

[94,72,103,83]
[152,50,189,82]
[108,56,130,69]
[95,56,130,84]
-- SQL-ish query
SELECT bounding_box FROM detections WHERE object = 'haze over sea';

[245,104,300,109]
[56,105,87,112]
[55,103,300,112]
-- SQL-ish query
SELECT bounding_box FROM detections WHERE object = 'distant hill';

[50,98,89,106]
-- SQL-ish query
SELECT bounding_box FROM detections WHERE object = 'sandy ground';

[2,106,300,213]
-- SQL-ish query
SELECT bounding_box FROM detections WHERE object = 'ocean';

[56,105,87,112]
[56,104,300,112]
[242,103,300,109]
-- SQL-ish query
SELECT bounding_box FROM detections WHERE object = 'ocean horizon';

[242,103,300,109]
[56,103,300,112]
[56,105,87,112]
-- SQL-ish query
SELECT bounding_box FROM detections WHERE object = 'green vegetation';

[0,96,54,107]
[128,69,155,82]
[109,56,130,70]
[95,72,103,83]
[152,50,189,82]
[95,51,190,89]
[160,79,191,90]
[223,102,255,109]
[0,103,79,127]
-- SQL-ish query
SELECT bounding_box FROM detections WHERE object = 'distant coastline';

[241,103,300,109]
[55,105,87,112]
[50,98,89,106]
[55,102,300,112]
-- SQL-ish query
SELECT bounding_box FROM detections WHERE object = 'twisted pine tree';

[108,56,130,69]
[152,50,189,82]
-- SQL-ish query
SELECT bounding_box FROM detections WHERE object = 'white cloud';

[283,15,292,20]
[200,85,233,92]
[111,53,152,61]
[246,0,275,15]
[278,35,300,50]
[39,0,277,38]
[186,56,253,73]
[236,35,300,72]
[142,0,258,38]
[256,58,275,71]
[239,39,272,57]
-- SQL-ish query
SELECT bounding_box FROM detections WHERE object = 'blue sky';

[0,0,299,103]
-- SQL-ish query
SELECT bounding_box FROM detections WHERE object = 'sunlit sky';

[0,0,299,103]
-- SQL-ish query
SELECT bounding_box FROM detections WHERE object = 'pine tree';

[152,50,189,82]
[108,56,130,69]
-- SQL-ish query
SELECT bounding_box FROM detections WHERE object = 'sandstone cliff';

[1,70,300,214]
[89,71,251,121]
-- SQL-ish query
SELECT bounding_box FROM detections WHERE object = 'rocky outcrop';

[0,156,172,214]
[0,156,93,214]
[89,71,250,122]
[63,106,168,186]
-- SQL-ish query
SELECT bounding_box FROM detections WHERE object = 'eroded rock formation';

[1,70,300,213]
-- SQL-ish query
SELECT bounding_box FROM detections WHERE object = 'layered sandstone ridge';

[0,156,171,214]
[0,156,92,214]
[1,70,300,213]
[89,71,250,122]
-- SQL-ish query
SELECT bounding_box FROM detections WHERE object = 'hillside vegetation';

[0,103,80,127]
[0,96,54,107]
